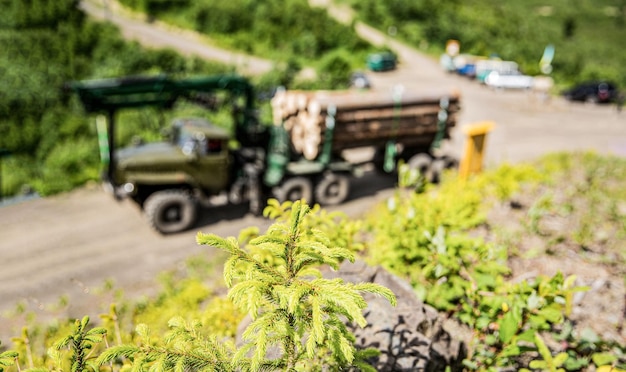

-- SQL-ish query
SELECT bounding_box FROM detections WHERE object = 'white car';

[484,71,534,89]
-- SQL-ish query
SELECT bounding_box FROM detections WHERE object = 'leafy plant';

[2,154,624,371]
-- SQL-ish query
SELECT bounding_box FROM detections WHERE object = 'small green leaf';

[530,360,548,369]
[534,332,553,363]
[592,352,617,366]
[538,306,563,323]
[501,343,521,358]
[498,310,519,344]
[554,352,568,366]
[499,304,522,344]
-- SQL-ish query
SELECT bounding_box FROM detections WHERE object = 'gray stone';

[323,260,467,372]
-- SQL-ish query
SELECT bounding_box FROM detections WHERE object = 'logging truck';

[68,74,460,234]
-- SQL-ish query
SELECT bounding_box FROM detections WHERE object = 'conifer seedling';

[197,200,396,371]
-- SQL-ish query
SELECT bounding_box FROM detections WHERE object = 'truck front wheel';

[272,177,313,204]
[143,190,198,234]
[315,173,350,206]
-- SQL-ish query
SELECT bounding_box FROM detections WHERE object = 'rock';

[322,260,467,372]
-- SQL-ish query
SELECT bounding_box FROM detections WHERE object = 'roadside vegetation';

[1,152,624,371]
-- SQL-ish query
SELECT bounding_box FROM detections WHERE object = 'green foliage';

[53,316,107,372]
[9,328,38,370]
[364,162,613,369]
[97,317,236,371]
[263,199,366,255]
[462,272,587,370]
[316,49,354,89]
[365,170,519,315]
[2,200,393,371]
[131,272,246,340]
[118,0,373,74]
[0,342,18,372]
[527,332,568,372]
[197,200,396,370]
[1,0,81,29]
[542,321,626,372]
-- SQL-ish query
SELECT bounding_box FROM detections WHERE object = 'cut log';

[271,88,461,160]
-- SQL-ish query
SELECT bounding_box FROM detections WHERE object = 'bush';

[34,138,100,196]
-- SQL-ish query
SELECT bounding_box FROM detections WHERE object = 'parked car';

[562,81,619,103]
[484,71,534,89]
[367,52,397,72]
[349,71,371,89]
[452,54,482,78]
[456,63,477,78]
[475,60,519,84]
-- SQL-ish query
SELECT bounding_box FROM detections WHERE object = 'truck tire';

[272,177,313,204]
[143,190,198,234]
[315,173,350,206]
[372,146,390,173]
[408,153,433,178]
[429,156,458,184]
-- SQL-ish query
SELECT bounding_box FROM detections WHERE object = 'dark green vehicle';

[366,52,397,72]
[68,74,458,234]
[68,75,354,233]
[112,118,233,233]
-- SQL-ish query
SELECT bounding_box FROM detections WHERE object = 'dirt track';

[1,0,625,342]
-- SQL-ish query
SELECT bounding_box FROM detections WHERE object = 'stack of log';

[271,88,461,160]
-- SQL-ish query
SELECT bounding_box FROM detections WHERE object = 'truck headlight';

[123,182,135,194]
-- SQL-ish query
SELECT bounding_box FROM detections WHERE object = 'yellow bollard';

[458,121,495,180]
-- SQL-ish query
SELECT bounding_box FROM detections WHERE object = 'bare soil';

[1,0,625,349]
[481,186,626,345]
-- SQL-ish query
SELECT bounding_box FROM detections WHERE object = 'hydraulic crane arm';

[66,74,255,113]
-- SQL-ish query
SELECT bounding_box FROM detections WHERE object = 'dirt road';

[1,0,625,342]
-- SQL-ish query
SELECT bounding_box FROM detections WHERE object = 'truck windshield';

[173,124,208,156]
[174,125,193,148]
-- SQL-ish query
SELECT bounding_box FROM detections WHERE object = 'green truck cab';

[112,118,234,233]
[68,75,273,234]
[115,118,231,196]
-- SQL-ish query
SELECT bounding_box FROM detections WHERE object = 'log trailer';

[68,74,460,234]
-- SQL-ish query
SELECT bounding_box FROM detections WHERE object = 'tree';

[96,200,396,371]
[197,200,396,370]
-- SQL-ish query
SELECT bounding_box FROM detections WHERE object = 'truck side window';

[207,139,222,153]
